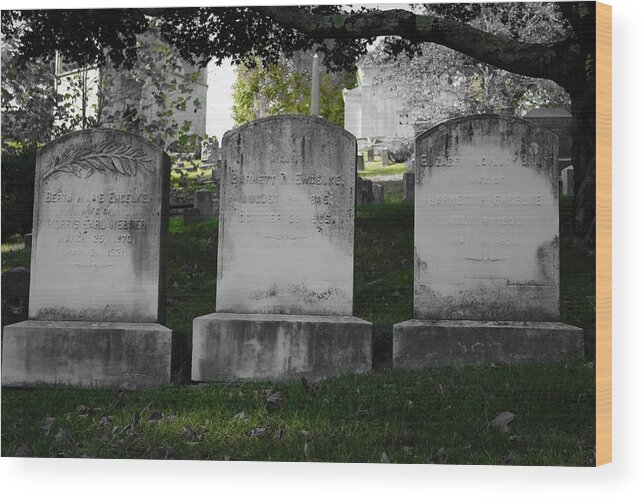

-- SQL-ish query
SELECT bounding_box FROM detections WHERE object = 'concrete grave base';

[393,320,584,369]
[192,313,373,382]
[2,320,178,389]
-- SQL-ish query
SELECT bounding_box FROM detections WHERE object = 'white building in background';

[205,59,236,142]
[54,32,208,141]
[343,65,414,140]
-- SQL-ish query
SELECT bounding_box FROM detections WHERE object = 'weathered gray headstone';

[403,172,415,202]
[356,154,365,171]
[201,137,219,165]
[24,233,32,251]
[366,148,374,162]
[183,207,201,225]
[212,162,222,182]
[2,129,176,388]
[393,115,583,368]
[373,183,384,204]
[356,176,374,206]
[1,266,30,325]
[192,115,372,382]
[194,189,215,220]
[561,165,574,196]
[381,148,389,166]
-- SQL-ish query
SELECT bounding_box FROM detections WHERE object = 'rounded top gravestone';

[28,129,170,323]
[216,115,357,316]
[414,115,560,321]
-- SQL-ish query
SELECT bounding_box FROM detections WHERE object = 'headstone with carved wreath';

[2,129,178,389]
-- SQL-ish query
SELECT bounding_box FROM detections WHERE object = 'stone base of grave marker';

[192,313,372,382]
[392,320,584,369]
[2,321,182,389]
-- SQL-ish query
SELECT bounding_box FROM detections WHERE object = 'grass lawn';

[1,195,596,464]
[358,160,408,178]
[170,161,218,195]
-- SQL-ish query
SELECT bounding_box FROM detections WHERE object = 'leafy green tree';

[232,53,356,127]
[361,3,571,131]
[2,20,203,150]
[2,26,58,145]
[2,4,600,249]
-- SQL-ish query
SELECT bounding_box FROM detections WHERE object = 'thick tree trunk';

[568,76,596,253]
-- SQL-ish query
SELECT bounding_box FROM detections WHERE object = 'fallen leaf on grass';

[149,411,163,423]
[75,404,99,417]
[42,417,56,435]
[15,444,29,457]
[54,428,71,443]
[124,411,140,436]
[490,411,515,433]
[273,427,287,441]
[435,447,459,463]
[249,427,266,437]
[112,389,127,411]
[402,446,413,455]
[506,450,520,464]
[182,425,206,442]
[301,377,317,399]
[264,389,285,412]
[380,452,390,463]
[233,411,249,421]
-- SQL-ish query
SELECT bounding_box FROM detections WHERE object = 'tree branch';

[255,6,581,89]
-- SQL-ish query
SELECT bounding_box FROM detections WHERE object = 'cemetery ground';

[1,191,595,465]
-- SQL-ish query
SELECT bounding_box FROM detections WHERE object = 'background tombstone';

[355,176,374,206]
[372,183,384,204]
[381,148,389,166]
[2,129,177,388]
[366,148,374,162]
[183,207,201,226]
[1,266,30,325]
[356,154,365,171]
[523,107,573,172]
[194,189,216,220]
[192,115,372,382]
[561,165,574,196]
[201,136,219,165]
[393,115,583,368]
[403,172,415,202]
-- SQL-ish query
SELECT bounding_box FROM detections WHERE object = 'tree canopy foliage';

[1,3,598,248]
[232,52,356,128]
[361,3,571,130]
[2,22,203,149]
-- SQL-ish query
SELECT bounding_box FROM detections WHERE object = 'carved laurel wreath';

[43,141,153,180]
